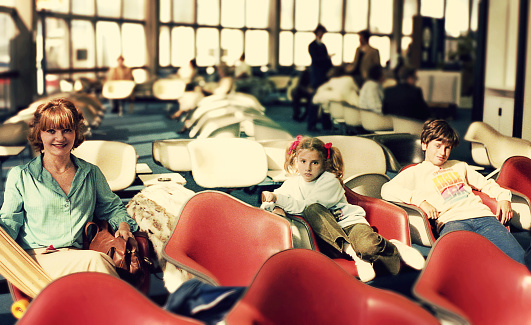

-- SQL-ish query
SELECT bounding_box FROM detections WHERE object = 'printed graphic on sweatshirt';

[432,169,469,204]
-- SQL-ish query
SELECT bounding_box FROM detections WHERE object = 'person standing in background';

[107,55,135,114]
[307,24,333,132]
[351,30,381,87]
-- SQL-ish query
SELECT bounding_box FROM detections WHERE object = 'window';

[198,0,220,26]
[96,0,121,18]
[196,28,219,66]
[37,0,69,13]
[96,21,121,67]
[402,0,418,36]
[173,0,194,23]
[222,0,244,28]
[0,13,16,72]
[159,26,171,67]
[246,0,269,28]
[345,0,368,32]
[295,0,318,31]
[280,0,294,30]
[293,32,313,66]
[370,0,392,34]
[72,0,95,16]
[45,18,70,70]
[245,30,269,66]
[71,20,95,69]
[123,0,145,20]
[323,33,343,65]
[420,0,444,19]
[171,27,195,67]
[122,23,146,66]
[320,0,342,32]
[445,0,470,37]
[160,0,171,23]
[221,29,244,64]
[279,31,294,66]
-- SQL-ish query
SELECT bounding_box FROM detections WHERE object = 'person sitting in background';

[107,55,135,114]
[177,59,200,91]
[312,65,360,108]
[0,98,139,279]
[358,65,384,113]
[234,53,252,80]
[290,68,313,122]
[382,66,431,121]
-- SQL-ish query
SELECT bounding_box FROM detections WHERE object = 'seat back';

[343,104,362,127]
[226,249,439,325]
[187,138,268,188]
[413,231,531,325]
[360,108,393,132]
[162,191,292,286]
[344,173,390,199]
[391,115,424,135]
[72,140,137,191]
[17,272,201,325]
[317,135,387,180]
[464,121,531,168]
[152,78,186,100]
[152,139,193,172]
[259,139,293,182]
[101,80,136,99]
[368,133,424,172]
[0,121,30,146]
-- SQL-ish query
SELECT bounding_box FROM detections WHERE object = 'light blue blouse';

[0,154,139,249]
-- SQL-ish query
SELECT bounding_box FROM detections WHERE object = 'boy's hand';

[261,191,277,203]
[497,200,513,225]
[419,201,439,219]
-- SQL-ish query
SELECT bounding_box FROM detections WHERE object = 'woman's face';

[297,149,325,182]
[40,127,75,157]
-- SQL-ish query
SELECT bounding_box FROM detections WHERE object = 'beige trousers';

[27,247,119,280]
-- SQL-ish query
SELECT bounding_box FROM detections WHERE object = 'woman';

[0,98,139,279]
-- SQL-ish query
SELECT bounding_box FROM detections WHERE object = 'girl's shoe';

[389,239,425,270]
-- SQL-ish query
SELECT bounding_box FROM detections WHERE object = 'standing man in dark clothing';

[382,67,431,121]
[307,24,333,132]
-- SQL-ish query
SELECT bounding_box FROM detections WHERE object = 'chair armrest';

[162,246,219,286]
[509,190,531,230]
[392,202,436,247]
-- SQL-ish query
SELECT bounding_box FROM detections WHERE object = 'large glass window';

[345,0,368,32]
[323,33,343,66]
[71,20,95,69]
[159,26,171,67]
[96,0,121,18]
[96,21,121,67]
[122,23,146,67]
[245,30,269,66]
[72,0,95,16]
[198,0,220,26]
[45,18,70,70]
[293,32,313,66]
[0,12,16,72]
[295,0,318,31]
[246,0,269,28]
[221,29,244,65]
[279,31,294,66]
[171,27,195,67]
[402,0,418,36]
[222,0,244,28]
[173,0,194,23]
[420,0,444,19]
[37,0,70,13]
[196,28,219,66]
[445,0,470,37]
[320,0,342,32]
[123,0,145,20]
[280,0,294,30]
[370,0,392,34]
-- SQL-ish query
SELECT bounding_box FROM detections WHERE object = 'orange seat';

[162,190,293,286]
[226,249,439,325]
[413,231,531,325]
[294,185,412,278]
[16,272,201,325]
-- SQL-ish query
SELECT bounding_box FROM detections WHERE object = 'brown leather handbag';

[84,220,143,281]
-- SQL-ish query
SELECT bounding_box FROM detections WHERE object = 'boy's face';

[422,139,452,166]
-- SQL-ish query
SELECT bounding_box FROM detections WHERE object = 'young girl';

[261,136,424,281]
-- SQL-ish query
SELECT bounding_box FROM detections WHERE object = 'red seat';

[162,190,293,287]
[294,185,412,277]
[17,272,201,325]
[413,231,531,325]
[225,249,439,325]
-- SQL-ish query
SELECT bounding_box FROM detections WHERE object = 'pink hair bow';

[289,135,303,155]
[324,142,332,159]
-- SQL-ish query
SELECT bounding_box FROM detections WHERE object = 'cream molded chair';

[258,139,293,182]
[343,104,362,129]
[317,135,387,181]
[464,121,531,169]
[152,139,194,172]
[152,78,186,100]
[0,121,29,189]
[344,173,390,199]
[391,115,425,135]
[188,106,264,138]
[187,138,268,188]
[72,140,137,191]
[359,108,394,133]
[102,80,136,114]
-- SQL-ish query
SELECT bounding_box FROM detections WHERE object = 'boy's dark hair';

[398,66,417,83]
[420,119,460,148]
[358,30,371,41]
[314,24,327,35]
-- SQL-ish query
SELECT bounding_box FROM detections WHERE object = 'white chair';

[344,173,390,199]
[187,138,268,188]
[102,80,136,114]
[72,140,137,191]
[188,106,264,138]
[328,101,346,124]
[259,139,294,182]
[152,139,193,172]
[152,78,186,100]
[195,116,243,139]
[359,108,394,133]
[317,135,387,181]
[343,104,362,129]
[391,115,425,135]
[464,121,531,169]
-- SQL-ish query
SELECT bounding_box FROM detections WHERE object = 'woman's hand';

[261,191,277,203]
[497,200,513,225]
[115,222,138,249]
[419,201,439,220]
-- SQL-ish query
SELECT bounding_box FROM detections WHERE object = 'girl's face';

[297,149,325,182]
[40,127,75,157]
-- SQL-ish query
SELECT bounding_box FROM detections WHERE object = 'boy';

[381,119,525,263]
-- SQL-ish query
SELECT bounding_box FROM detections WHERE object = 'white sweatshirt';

[273,171,368,228]
[381,160,511,231]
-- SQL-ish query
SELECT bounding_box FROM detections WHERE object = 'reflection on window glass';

[160,0,171,23]
[0,0,16,7]
[370,0,392,34]
[345,0,368,32]
[369,35,390,67]
[221,29,243,65]
[295,0,318,31]
[246,0,269,28]
[320,0,342,32]
[280,0,294,30]
[124,0,145,20]
[401,36,412,55]
[72,20,95,69]
[97,0,121,18]
[445,0,469,37]
[37,0,70,13]
[45,18,69,69]
[343,34,359,62]
[122,24,146,66]
[470,0,479,31]
[196,28,219,66]
[171,27,195,67]
[198,0,220,25]
[72,0,95,15]
[159,26,171,66]
[222,0,244,28]
[245,30,268,66]
[173,0,194,23]
[402,0,417,35]
[279,31,294,66]
[322,33,342,65]
[96,21,121,67]
[0,13,16,71]
[294,32,313,66]
[420,0,444,18]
